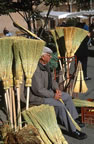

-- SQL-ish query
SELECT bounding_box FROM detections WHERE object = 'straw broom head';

[73,99,94,107]
[28,105,68,144]
[29,105,67,144]
[22,107,52,144]
[0,38,13,89]
[13,39,25,87]
[4,36,27,87]
[55,27,66,57]
[18,39,45,87]
[50,29,60,57]
[79,63,88,93]
[63,27,89,57]
[50,27,66,57]
[73,70,81,93]
[55,27,64,38]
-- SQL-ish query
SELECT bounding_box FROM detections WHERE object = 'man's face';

[42,53,52,64]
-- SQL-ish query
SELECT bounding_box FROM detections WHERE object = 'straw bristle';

[80,69,88,93]
[73,70,81,93]
[18,39,45,87]
[23,107,52,144]
[73,99,94,107]
[50,29,60,57]
[50,27,66,57]
[0,38,13,89]
[63,27,89,57]
[22,105,68,144]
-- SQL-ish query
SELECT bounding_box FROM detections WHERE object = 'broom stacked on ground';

[8,37,27,130]
[0,38,14,129]
[14,39,45,111]
[50,28,66,88]
[22,105,68,144]
[73,61,88,93]
[0,36,28,131]
[59,99,81,131]
[73,99,94,108]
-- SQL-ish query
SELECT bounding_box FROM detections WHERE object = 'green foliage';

[66,18,78,27]
[48,52,58,71]
[0,0,16,15]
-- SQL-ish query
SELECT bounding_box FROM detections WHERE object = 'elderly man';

[30,46,87,140]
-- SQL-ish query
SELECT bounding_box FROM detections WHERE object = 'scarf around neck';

[38,62,52,90]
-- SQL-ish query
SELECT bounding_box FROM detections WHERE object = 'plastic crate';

[81,107,94,124]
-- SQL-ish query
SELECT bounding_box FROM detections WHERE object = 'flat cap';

[42,46,53,55]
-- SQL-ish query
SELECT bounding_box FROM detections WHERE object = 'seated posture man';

[30,46,87,140]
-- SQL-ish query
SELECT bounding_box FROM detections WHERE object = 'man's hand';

[54,89,62,100]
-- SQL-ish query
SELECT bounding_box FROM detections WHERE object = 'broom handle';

[13,21,42,40]
[54,31,66,88]
[6,89,12,126]
[55,35,66,87]
[4,92,9,114]
[17,87,22,129]
[26,87,30,110]
[65,58,70,93]
[9,88,14,129]
[70,62,80,96]
[11,87,17,131]
[59,99,81,131]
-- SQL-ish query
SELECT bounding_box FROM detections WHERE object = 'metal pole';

[90,0,92,10]
[70,0,72,12]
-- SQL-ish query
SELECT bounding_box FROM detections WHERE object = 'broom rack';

[54,55,78,98]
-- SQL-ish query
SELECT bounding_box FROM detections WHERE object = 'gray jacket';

[30,64,59,105]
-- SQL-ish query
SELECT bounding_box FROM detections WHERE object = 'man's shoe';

[71,130,87,140]
[75,119,85,128]
[84,77,91,81]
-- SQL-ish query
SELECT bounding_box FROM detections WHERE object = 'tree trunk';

[39,3,53,38]
[27,20,32,31]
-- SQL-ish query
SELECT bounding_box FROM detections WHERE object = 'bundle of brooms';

[22,104,68,144]
[0,35,45,129]
[50,27,89,93]
[0,36,28,130]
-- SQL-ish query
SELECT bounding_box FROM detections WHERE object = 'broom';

[50,29,66,87]
[59,99,81,131]
[80,62,88,93]
[73,61,88,93]
[16,39,45,110]
[55,27,66,57]
[55,27,70,91]
[13,21,41,40]
[73,70,81,93]
[0,38,14,129]
[62,27,89,92]
[63,27,89,57]
[70,61,81,96]
[26,105,68,144]
[13,39,26,129]
[22,108,51,144]
[73,99,94,107]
